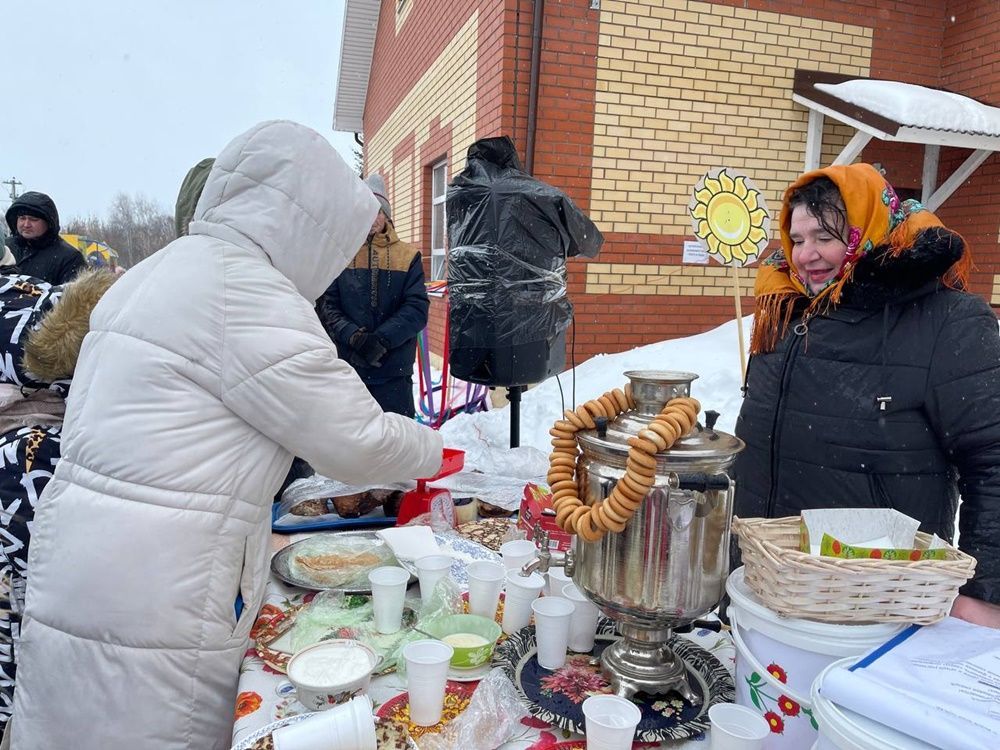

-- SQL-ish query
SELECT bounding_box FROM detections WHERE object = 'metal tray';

[270,530,415,594]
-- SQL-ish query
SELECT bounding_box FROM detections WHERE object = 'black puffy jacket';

[317,223,429,382]
[734,228,1000,604]
[4,192,86,285]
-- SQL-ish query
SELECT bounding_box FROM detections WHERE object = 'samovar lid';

[575,370,744,468]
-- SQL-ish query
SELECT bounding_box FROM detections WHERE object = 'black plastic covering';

[446,137,603,387]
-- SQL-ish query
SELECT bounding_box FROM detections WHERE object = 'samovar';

[524,370,744,702]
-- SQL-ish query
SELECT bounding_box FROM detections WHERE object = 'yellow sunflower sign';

[689,168,770,266]
[688,167,772,379]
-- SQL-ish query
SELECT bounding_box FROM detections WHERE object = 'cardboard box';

[517,482,574,552]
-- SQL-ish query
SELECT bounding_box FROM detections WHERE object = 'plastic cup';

[501,572,545,635]
[708,703,769,749]
[582,694,642,750]
[500,539,538,572]
[563,583,601,653]
[402,639,454,727]
[531,596,574,670]
[367,566,410,634]
[546,566,572,597]
[415,554,453,606]
[273,695,376,750]
[466,560,506,619]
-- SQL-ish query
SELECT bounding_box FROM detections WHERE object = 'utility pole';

[2,177,22,201]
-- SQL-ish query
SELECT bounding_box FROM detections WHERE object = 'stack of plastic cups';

[501,572,545,635]
[707,703,769,749]
[368,566,410,634]
[272,695,377,750]
[531,596,574,669]
[563,583,601,653]
[415,554,453,607]
[500,539,537,571]
[582,695,642,750]
[466,560,506,619]
[402,640,455,727]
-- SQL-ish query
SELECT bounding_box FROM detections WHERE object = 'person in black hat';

[4,192,87,285]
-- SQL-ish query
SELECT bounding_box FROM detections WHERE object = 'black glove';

[348,328,368,349]
[351,330,389,367]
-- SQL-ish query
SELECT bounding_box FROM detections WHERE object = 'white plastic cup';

[563,583,601,653]
[273,695,376,750]
[708,703,769,750]
[466,560,506,619]
[546,566,572,597]
[582,694,642,750]
[367,566,410,634]
[415,554,453,606]
[531,596,574,670]
[501,572,545,635]
[500,539,538,572]
[402,639,454,727]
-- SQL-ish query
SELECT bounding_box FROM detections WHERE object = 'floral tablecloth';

[231,537,736,749]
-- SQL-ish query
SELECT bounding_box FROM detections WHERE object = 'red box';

[517,483,574,552]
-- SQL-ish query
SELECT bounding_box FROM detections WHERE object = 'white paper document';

[820,617,1000,749]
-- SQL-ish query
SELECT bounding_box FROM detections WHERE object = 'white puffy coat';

[11,121,443,749]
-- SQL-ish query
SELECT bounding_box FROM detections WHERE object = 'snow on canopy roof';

[815,80,1000,138]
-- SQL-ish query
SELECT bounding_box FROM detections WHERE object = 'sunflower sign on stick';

[689,167,771,380]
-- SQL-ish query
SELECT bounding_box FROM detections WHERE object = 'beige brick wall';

[367,11,479,243]
[585,262,756,295]
[992,274,1000,306]
[590,0,873,237]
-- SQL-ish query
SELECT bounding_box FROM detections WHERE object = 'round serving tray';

[493,618,734,743]
[270,530,415,594]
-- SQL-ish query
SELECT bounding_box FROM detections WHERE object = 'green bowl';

[424,613,502,669]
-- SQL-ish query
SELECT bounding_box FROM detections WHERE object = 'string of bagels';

[547,384,701,543]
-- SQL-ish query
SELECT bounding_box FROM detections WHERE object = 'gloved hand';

[357,333,389,367]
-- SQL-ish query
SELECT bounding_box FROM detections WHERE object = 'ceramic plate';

[397,533,500,588]
[375,680,477,741]
[493,618,734,743]
[230,714,416,750]
[270,530,415,593]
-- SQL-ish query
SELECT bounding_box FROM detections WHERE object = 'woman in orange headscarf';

[732,163,1000,627]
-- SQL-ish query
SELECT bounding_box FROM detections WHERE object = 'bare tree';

[65,192,175,268]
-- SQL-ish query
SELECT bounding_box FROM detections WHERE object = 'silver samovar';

[524,370,744,702]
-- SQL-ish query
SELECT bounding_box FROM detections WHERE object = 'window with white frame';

[430,160,447,281]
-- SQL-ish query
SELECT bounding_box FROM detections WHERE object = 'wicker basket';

[732,516,977,625]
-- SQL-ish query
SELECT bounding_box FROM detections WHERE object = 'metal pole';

[508,385,523,448]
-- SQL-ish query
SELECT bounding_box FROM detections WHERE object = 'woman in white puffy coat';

[10,121,443,749]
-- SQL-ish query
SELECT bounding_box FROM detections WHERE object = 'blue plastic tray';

[270,502,397,534]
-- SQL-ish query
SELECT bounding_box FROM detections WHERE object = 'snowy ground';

[440,316,753,456]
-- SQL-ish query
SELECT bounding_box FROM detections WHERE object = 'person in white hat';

[318,173,430,416]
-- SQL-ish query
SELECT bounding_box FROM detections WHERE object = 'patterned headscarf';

[749,163,970,354]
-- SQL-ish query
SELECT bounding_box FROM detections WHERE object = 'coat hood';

[189,121,379,302]
[5,191,61,245]
[23,269,118,383]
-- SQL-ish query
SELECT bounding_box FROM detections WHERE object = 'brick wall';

[362,0,998,370]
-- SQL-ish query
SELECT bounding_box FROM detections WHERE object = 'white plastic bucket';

[726,567,903,750]
[810,657,939,749]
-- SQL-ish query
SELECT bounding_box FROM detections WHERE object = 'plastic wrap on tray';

[276,475,413,527]
[286,535,396,589]
[413,668,529,750]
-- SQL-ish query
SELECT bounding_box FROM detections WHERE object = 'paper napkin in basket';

[376,526,441,562]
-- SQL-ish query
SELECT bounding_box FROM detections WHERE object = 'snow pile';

[815,80,1000,137]
[441,316,752,456]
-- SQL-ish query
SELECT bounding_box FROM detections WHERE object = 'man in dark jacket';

[318,174,429,417]
[3,192,86,285]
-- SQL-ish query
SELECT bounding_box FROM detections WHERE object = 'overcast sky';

[1,0,358,222]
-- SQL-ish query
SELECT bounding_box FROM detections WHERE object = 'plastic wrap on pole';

[446,137,603,349]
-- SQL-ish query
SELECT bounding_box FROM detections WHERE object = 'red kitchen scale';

[394,447,465,526]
